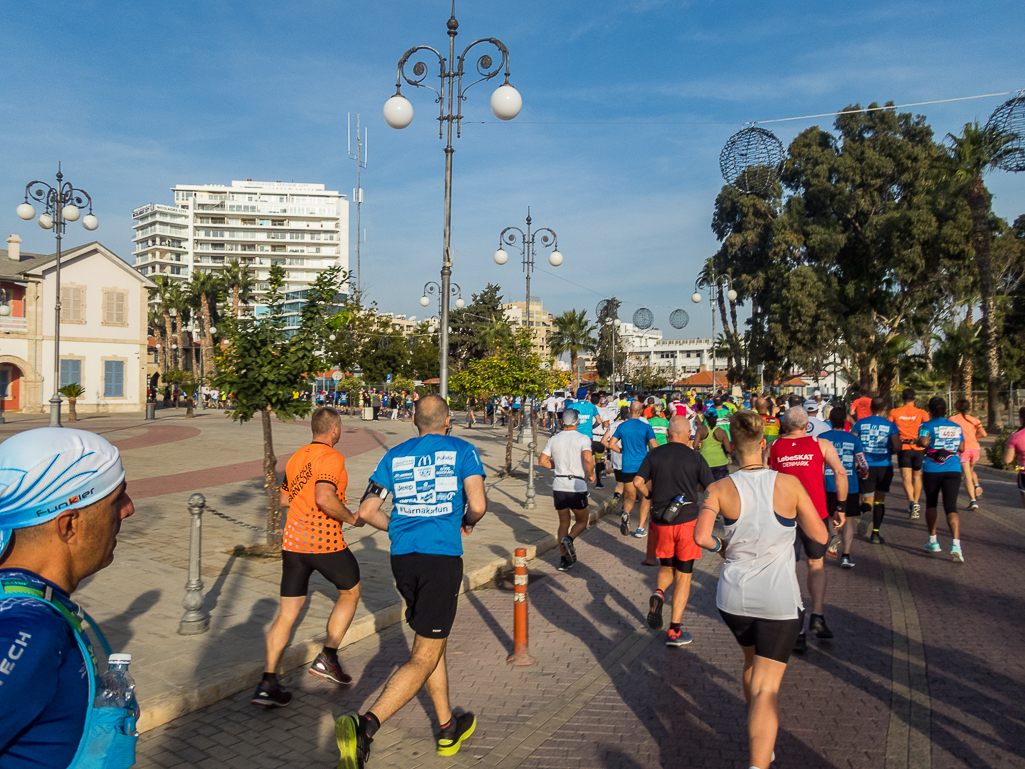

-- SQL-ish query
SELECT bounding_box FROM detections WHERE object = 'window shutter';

[104,291,114,324]
[116,292,125,324]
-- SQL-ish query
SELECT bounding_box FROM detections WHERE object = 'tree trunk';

[261,408,282,551]
[163,311,174,371]
[504,412,515,475]
[716,285,735,381]
[962,306,975,409]
[232,285,240,318]
[570,351,579,391]
[185,396,194,418]
[68,398,77,422]
[728,293,744,380]
[967,178,1000,430]
[201,293,216,375]
[181,330,194,372]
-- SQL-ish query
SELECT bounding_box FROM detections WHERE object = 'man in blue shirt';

[571,393,605,441]
[822,408,868,568]
[918,397,966,562]
[336,395,487,767]
[852,396,901,544]
[608,400,658,538]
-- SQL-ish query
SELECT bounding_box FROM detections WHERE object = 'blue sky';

[2,0,1023,340]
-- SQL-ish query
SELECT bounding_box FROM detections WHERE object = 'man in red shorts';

[634,415,714,646]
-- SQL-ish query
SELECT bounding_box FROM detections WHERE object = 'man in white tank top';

[694,410,827,769]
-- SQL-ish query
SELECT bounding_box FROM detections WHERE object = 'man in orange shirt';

[849,385,874,423]
[889,387,930,519]
[252,406,362,707]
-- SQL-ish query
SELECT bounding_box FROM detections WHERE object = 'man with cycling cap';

[0,428,137,769]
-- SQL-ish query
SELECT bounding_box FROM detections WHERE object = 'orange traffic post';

[507,547,536,666]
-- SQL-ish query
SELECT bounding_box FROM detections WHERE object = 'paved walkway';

[0,409,612,731]
[131,462,1025,768]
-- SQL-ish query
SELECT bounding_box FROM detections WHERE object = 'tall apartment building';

[501,296,555,357]
[132,180,349,314]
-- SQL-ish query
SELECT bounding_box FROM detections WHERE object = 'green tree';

[409,323,441,380]
[550,309,596,391]
[164,369,198,418]
[212,263,348,551]
[627,363,671,392]
[448,284,514,370]
[222,258,256,318]
[148,275,178,373]
[189,270,222,377]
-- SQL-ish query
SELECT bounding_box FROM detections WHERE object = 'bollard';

[507,547,536,666]
[178,493,210,635]
[145,400,156,420]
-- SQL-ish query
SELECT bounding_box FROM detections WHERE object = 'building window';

[60,286,85,323]
[170,266,182,275]
[103,290,127,325]
[104,360,124,398]
[60,359,83,388]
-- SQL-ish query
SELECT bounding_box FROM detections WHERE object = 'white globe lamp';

[82,214,99,231]
[383,95,414,129]
[727,288,738,301]
[419,295,430,307]
[493,247,508,265]
[38,213,54,230]
[62,204,81,222]
[548,250,563,267]
[0,304,10,317]
[691,292,702,304]
[613,318,621,328]
[490,84,522,121]
[16,202,35,220]
[455,297,465,309]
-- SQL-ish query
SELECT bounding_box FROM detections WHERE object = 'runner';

[1003,406,1025,508]
[606,400,658,538]
[919,397,966,562]
[543,392,558,432]
[951,398,987,510]
[539,408,596,571]
[635,416,714,646]
[769,407,849,650]
[465,394,477,429]
[849,386,874,422]
[695,411,733,481]
[602,405,629,509]
[573,392,606,444]
[851,396,901,544]
[889,387,930,519]
[755,396,779,466]
[808,390,828,420]
[803,400,831,438]
[822,407,869,568]
[254,406,362,707]
[648,401,670,446]
[337,395,488,765]
[695,410,828,769]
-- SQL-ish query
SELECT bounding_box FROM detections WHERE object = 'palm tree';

[550,309,596,390]
[190,271,222,376]
[222,259,256,317]
[937,122,1017,429]
[149,275,178,373]
[148,308,166,376]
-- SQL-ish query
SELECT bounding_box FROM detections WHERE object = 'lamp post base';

[48,394,62,428]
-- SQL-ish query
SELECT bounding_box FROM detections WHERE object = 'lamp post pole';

[384,2,522,398]
[17,165,98,427]
[692,269,736,395]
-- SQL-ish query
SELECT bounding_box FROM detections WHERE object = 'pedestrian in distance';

[919,397,966,562]
[950,398,987,510]
[1003,405,1025,509]
[634,416,714,646]
[606,400,658,539]
[337,395,487,767]
[0,428,139,768]
[694,410,828,769]
[465,394,477,429]
[889,387,930,519]
[848,385,874,423]
[371,391,382,421]
[538,408,596,571]
[253,407,362,707]
[851,396,901,544]
[695,411,733,481]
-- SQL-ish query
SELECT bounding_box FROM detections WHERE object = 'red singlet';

[769,435,827,519]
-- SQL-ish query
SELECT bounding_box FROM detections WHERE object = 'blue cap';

[0,428,125,556]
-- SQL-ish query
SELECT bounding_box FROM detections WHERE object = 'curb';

[136,492,619,732]
[975,464,1019,481]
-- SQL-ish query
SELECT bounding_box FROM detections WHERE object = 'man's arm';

[462,475,488,533]
[693,487,723,553]
[583,449,595,484]
[918,430,932,449]
[790,476,828,544]
[1005,442,1018,466]
[315,482,359,525]
[647,438,659,450]
[538,452,554,470]
[890,432,902,453]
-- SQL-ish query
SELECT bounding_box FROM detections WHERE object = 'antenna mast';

[348,113,367,299]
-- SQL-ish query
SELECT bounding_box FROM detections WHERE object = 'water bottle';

[662,494,687,524]
[95,653,139,733]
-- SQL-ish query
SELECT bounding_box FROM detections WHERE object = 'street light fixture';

[384,2,521,397]
[16,164,97,426]
[421,281,463,315]
[691,269,736,394]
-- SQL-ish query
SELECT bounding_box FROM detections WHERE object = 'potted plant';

[59,383,85,422]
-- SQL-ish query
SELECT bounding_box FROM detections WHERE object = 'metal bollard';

[145,400,156,420]
[507,547,536,666]
[178,493,210,635]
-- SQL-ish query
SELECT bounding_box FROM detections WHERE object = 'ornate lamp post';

[605,316,622,393]
[384,2,522,398]
[691,270,737,394]
[420,281,464,314]
[16,165,98,427]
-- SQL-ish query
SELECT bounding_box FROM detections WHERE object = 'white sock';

[929,535,938,544]
[952,539,960,547]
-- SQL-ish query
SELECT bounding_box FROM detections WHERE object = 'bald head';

[754,397,769,415]
[630,400,645,417]
[414,394,450,434]
[667,415,691,443]
[780,407,808,434]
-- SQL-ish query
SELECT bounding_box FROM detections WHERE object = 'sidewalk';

[0,410,615,732]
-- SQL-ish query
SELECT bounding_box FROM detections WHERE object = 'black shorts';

[718,609,804,664]
[825,492,860,518]
[590,441,605,456]
[280,548,360,597]
[795,523,828,561]
[711,465,730,481]
[553,490,589,511]
[1018,472,1025,493]
[897,449,925,471]
[391,553,463,639]
[614,470,636,483]
[861,465,894,495]
[923,472,961,514]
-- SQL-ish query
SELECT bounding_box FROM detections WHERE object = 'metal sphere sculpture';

[596,298,617,320]
[669,309,690,330]
[719,126,785,195]
[985,93,1025,173]
[381,336,392,350]
[632,307,654,330]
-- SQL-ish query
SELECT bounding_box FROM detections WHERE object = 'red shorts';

[652,520,702,562]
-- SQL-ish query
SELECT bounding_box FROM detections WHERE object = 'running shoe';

[825,535,841,560]
[620,512,630,536]
[870,531,885,545]
[561,536,577,564]
[793,631,808,653]
[967,499,979,511]
[437,712,476,756]
[251,682,292,708]
[856,518,870,537]
[335,714,372,769]
[666,628,693,647]
[911,503,922,520]
[647,592,664,630]
[923,541,942,553]
[309,653,353,686]
[633,527,646,538]
[809,614,834,639]
[557,556,573,572]
[595,480,604,489]
[951,544,964,563]
[840,554,855,569]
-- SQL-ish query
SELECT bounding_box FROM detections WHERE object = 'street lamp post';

[605,317,622,393]
[691,269,737,395]
[16,165,98,427]
[384,2,522,398]
[420,281,465,315]
[494,210,561,509]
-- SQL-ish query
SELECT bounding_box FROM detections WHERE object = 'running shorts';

[923,472,961,514]
[825,491,860,518]
[959,448,980,465]
[794,525,828,561]
[614,470,636,483]
[897,450,925,471]
[553,491,589,511]
[391,553,463,639]
[718,610,804,664]
[591,441,605,456]
[861,465,894,495]
[711,465,730,482]
[280,548,360,597]
[1018,472,1025,493]
[652,520,702,564]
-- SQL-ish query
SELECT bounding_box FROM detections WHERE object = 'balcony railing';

[0,316,28,332]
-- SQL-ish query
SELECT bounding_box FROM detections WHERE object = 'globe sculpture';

[985,93,1025,173]
[669,309,690,329]
[633,307,654,330]
[719,126,785,195]
[596,298,617,320]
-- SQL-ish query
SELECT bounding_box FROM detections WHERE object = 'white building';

[616,321,663,351]
[1,236,154,414]
[132,179,349,304]
[629,337,716,378]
